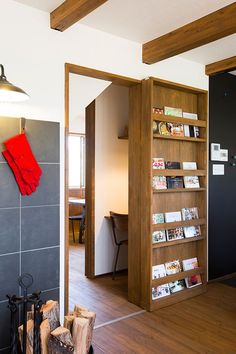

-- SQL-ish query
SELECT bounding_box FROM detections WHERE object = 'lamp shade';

[0,64,29,102]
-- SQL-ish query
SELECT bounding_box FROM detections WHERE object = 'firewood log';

[73,304,88,314]
[72,317,89,354]
[78,311,96,353]
[18,319,34,354]
[48,326,74,354]
[40,319,51,354]
[41,300,60,331]
[64,315,75,333]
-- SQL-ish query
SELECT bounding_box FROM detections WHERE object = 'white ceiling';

[14,0,236,66]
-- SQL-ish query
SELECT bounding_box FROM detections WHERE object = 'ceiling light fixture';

[0,64,29,102]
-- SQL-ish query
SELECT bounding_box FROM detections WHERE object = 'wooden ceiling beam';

[51,0,108,32]
[205,56,236,76]
[143,3,236,64]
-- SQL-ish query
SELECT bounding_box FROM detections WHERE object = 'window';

[68,134,85,188]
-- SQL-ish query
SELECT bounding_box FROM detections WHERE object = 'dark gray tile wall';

[0,118,60,350]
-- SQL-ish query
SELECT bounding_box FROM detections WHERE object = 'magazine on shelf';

[152,230,166,244]
[152,284,170,300]
[169,279,185,293]
[152,264,166,279]
[184,226,201,238]
[153,107,164,115]
[182,112,198,120]
[164,106,182,117]
[165,211,182,223]
[165,161,181,169]
[182,257,202,288]
[152,176,167,190]
[152,213,165,224]
[184,125,190,137]
[158,122,172,136]
[170,123,184,137]
[184,176,200,188]
[167,176,184,189]
[167,227,184,241]
[182,162,197,170]
[165,260,182,275]
[152,158,165,169]
[181,207,199,221]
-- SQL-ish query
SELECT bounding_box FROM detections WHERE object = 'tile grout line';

[94,310,146,330]
[0,245,60,257]
[0,204,60,210]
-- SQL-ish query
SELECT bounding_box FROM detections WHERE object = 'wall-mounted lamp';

[0,64,29,102]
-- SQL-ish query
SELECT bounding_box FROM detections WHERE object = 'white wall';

[0,0,209,310]
[95,85,129,275]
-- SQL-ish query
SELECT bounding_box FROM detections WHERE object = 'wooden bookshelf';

[130,77,208,311]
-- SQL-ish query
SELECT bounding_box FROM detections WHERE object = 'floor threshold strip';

[94,310,146,330]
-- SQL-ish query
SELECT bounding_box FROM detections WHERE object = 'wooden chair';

[69,208,86,243]
[109,211,128,280]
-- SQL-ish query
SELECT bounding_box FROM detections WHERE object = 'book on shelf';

[152,158,165,169]
[182,162,197,170]
[152,284,170,300]
[189,126,200,138]
[152,230,166,244]
[184,226,201,238]
[165,161,181,169]
[183,176,200,188]
[165,211,182,223]
[152,213,164,224]
[164,106,182,117]
[167,227,184,242]
[153,176,167,190]
[169,279,185,294]
[182,257,202,288]
[153,107,164,115]
[165,260,182,275]
[152,264,166,279]
[153,120,158,133]
[167,176,184,189]
[183,112,198,120]
[184,125,190,137]
[181,207,199,221]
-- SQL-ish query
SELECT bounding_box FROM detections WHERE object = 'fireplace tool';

[7,273,43,354]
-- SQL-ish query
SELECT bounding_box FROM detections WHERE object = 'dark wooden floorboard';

[93,283,236,354]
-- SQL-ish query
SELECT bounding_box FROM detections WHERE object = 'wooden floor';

[69,243,140,325]
[69,243,236,353]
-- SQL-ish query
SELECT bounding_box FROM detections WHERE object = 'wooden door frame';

[64,63,141,313]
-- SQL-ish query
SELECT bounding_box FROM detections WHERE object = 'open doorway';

[65,64,142,321]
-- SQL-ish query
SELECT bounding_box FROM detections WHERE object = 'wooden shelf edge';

[152,236,205,249]
[152,267,205,287]
[153,169,206,177]
[153,134,206,143]
[153,188,206,193]
[153,114,206,128]
[153,218,206,231]
[150,284,207,311]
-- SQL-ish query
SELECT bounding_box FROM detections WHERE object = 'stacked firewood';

[18,301,96,354]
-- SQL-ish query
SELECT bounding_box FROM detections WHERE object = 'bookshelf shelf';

[152,218,206,231]
[152,169,206,177]
[151,284,206,311]
[153,113,207,128]
[153,134,206,143]
[152,236,205,249]
[153,188,206,193]
[152,267,204,287]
